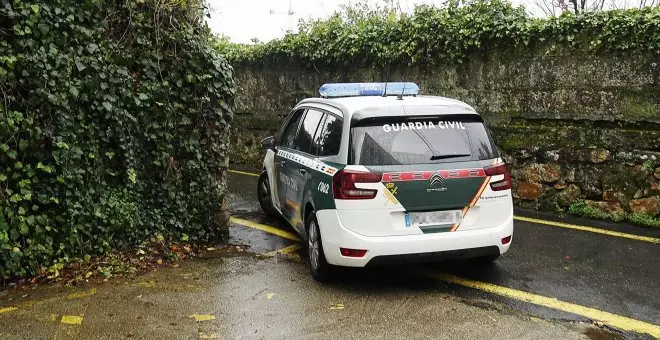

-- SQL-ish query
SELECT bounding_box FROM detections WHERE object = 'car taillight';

[484,163,512,191]
[332,169,382,199]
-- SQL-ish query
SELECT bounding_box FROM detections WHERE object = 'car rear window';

[350,115,498,165]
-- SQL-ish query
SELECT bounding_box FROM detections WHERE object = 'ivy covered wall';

[0,0,235,279]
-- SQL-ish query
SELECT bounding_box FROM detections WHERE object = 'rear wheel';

[257,171,277,217]
[307,214,332,282]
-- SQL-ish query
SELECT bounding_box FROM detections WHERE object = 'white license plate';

[405,210,463,227]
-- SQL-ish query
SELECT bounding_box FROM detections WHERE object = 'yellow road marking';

[191,314,216,322]
[229,169,259,177]
[0,307,18,314]
[66,288,97,300]
[425,271,660,338]
[60,315,84,325]
[265,244,302,256]
[514,216,660,244]
[230,216,301,242]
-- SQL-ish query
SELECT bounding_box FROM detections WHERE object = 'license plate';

[405,210,463,227]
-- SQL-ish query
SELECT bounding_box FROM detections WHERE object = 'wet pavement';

[0,170,658,339]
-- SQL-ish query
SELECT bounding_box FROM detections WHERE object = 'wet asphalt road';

[0,170,658,339]
[226,169,660,336]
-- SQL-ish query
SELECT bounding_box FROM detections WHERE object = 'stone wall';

[229,51,660,226]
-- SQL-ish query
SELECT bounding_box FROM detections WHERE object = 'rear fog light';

[340,248,368,258]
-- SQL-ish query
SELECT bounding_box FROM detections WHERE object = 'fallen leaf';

[190,314,216,322]
[330,303,344,310]
[61,315,84,325]
[137,281,156,288]
[156,259,163,265]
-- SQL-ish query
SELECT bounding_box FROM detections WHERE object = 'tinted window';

[294,109,324,154]
[279,109,305,148]
[315,114,342,156]
[350,115,498,165]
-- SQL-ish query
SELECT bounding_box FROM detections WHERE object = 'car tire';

[257,171,278,217]
[306,213,332,282]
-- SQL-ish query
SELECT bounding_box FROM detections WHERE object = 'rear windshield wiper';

[430,153,471,160]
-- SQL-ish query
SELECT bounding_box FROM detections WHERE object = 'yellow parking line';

[425,271,660,338]
[514,216,660,244]
[229,169,259,177]
[265,244,302,256]
[230,216,301,242]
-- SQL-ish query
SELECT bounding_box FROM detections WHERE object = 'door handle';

[299,168,306,175]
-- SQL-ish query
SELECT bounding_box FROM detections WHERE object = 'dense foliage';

[215,0,660,66]
[0,0,235,279]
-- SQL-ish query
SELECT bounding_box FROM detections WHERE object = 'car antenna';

[382,68,389,97]
[396,82,406,100]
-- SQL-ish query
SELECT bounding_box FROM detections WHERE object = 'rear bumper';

[316,209,513,267]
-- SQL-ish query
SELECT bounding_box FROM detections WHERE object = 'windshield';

[350,115,498,165]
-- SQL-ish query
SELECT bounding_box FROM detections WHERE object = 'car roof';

[297,95,479,121]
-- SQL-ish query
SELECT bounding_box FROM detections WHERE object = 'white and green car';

[257,83,513,281]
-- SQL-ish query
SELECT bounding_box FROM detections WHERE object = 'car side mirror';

[261,136,275,150]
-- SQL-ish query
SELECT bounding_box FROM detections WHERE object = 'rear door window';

[350,115,498,165]
[294,109,324,154]
[314,114,342,156]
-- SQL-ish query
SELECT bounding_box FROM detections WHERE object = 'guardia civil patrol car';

[257,82,513,281]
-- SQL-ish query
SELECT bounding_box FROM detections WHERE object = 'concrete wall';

[229,51,660,223]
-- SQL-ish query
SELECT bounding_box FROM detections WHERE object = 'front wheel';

[307,214,333,282]
[257,171,278,217]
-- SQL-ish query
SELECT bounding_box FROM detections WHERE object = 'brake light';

[332,169,382,199]
[484,163,512,191]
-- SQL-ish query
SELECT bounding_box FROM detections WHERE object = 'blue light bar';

[319,82,420,98]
